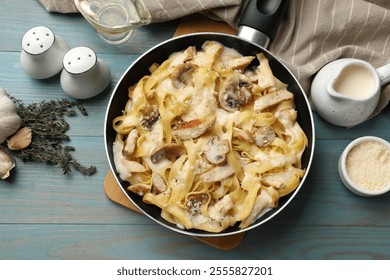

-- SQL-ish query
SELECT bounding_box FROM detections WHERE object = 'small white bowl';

[338,136,390,197]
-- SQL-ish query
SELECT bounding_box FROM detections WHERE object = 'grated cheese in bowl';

[338,136,390,197]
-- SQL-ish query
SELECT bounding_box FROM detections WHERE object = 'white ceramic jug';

[311,58,390,126]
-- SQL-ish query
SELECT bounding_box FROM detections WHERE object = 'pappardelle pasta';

[113,41,308,232]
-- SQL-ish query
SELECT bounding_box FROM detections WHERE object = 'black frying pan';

[104,0,315,237]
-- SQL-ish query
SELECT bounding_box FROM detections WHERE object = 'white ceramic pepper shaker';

[20,26,70,79]
[60,47,111,99]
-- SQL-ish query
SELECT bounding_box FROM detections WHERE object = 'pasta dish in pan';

[112,41,308,232]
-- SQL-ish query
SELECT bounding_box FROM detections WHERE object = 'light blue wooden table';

[0,0,390,260]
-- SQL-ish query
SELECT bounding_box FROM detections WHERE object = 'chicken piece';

[261,165,302,196]
[152,172,167,193]
[172,116,215,140]
[200,164,235,183]
[122,128,138,157]
[208,195,234,222]
[275,108,297,128]
[254,89,293,112]
[150,144,186,163]
[221,56,255,71]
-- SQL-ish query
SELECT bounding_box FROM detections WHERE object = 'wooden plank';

[104,171,142,213]
[174,14,236,37]
[1,224,390,259]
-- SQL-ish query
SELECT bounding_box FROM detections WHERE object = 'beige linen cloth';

[38,0,390,120]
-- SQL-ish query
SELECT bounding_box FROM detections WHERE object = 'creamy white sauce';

[333,64,375,99]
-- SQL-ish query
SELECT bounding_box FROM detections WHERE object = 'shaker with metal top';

[20,26,70,79]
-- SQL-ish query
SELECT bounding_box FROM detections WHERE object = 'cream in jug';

[310,58,390,127]
[333,64,375,100]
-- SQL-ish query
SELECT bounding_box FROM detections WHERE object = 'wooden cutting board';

[173,13,236,36]
[103,14,244,251]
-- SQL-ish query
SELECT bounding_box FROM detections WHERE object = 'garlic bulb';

[0,87,22,144]
[0,145,15,179]
[7,127,32,150]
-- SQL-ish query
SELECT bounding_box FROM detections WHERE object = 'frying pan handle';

[237,0,288,48]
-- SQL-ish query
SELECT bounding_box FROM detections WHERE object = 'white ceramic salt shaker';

[20,26,70,79]
[60,47,111,99]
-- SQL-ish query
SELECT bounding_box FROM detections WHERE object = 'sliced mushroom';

[151,144,186,163]
[253,89,293,112]
[172,116,215,140]
[140,105,160,130]
[200,164,235,183]
[204,135,230,164]
[171,63,195,89]
[218,73,252,112]
[187,193,209,214]
[253,126,276,147]
[222,56,255,71]
[152,172,167,193]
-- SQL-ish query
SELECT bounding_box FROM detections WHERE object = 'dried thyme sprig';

[12,98,96,175]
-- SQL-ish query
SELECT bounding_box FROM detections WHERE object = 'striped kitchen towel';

[38,0,390,117]
[37,0,243,27]
[272,0,390,117]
